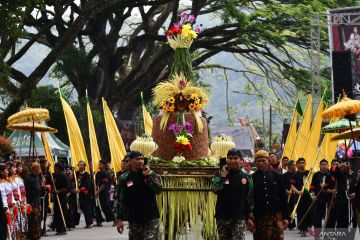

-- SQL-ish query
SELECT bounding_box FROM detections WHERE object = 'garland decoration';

[210,135,236,158]
[129,135,158,157]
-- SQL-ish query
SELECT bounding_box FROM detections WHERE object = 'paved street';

[41,216,359,240]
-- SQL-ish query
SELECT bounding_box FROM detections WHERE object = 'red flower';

[188,144,192,150]
[167,25,182,37]
[174,142,184,153]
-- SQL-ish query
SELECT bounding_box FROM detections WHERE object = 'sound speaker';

[349,157,360,172]
[332,51,355,100]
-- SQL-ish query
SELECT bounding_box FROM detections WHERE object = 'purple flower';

[168,123,177,135]
[168,122,193,136]
[173,22,181,29]
[180,12,189,21]
[194,25,201,34]
[188,15,196,23]
[184,121,193,134]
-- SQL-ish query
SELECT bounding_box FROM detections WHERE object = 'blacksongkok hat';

[296,158,306,164]
[54,162,64,171]
[227,148,242,158]
[331,159,339,164]
[99,159,107,165]
[128,151,143,159]
[320,159,328,164]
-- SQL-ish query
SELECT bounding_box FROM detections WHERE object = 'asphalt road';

[42,216,359,240]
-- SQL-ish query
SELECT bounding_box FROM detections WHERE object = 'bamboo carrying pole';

[72,169,81,213]
[297,176,326,226]
[290,167,316,221]
[50,173,67,231]
[323,180,337,229]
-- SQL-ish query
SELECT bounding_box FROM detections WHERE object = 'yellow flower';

[176,135,190,145]
[194,102,200,109]
[169,97,175,104]
[169,105,175,112]
[161,101,166,108]
[182,24,198,39]
[190,93,197,99]
[189,103,195,111]
[163,107,169,113]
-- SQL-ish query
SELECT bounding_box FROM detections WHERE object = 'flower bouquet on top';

[167,12,201,49]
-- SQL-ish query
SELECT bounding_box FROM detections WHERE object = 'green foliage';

[27,85,71,145]
[0,0,45,93]
[0,0,44,39]
[52,47,98,81]
[209,0,358,102]
[0,60,11,91]
[170,48,194,81]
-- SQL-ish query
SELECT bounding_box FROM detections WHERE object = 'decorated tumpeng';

[151,11,209,162]
[152,74,210,161]
[142,13,218,240]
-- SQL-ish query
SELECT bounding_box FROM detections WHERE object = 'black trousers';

[327,202,349,228]
[296,193,313,231]
[98,190,114,222]
[67,194,78,228]
[313,201,326,228]
[0,208,6,240]
[288,195,296,229]
[54,194,68,233]
[76,194,93,226]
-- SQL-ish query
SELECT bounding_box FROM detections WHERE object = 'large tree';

[0,0,358,134]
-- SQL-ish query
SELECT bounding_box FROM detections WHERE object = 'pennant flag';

[41,132,55,173]
[296,99,303,117]
[290,95,313,161]
[141,92,153,135]
[302,100,324,169]
[59,89,89,171]
[282,99,299,159]
[102,98,126,173]
[314,132,339,172]
[86,91,101,173]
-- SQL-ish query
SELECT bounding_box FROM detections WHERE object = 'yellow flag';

[314,132,339,172]
[303,100,324,169]
[60,96,89,172]
[290,95,313,161]
[282,100,298,159]
[141,92,153,135]
[102,98,126,173]
[87,99,101,173]
[41,132,55,173]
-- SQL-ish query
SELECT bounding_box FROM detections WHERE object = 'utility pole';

[269,105,272,151]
